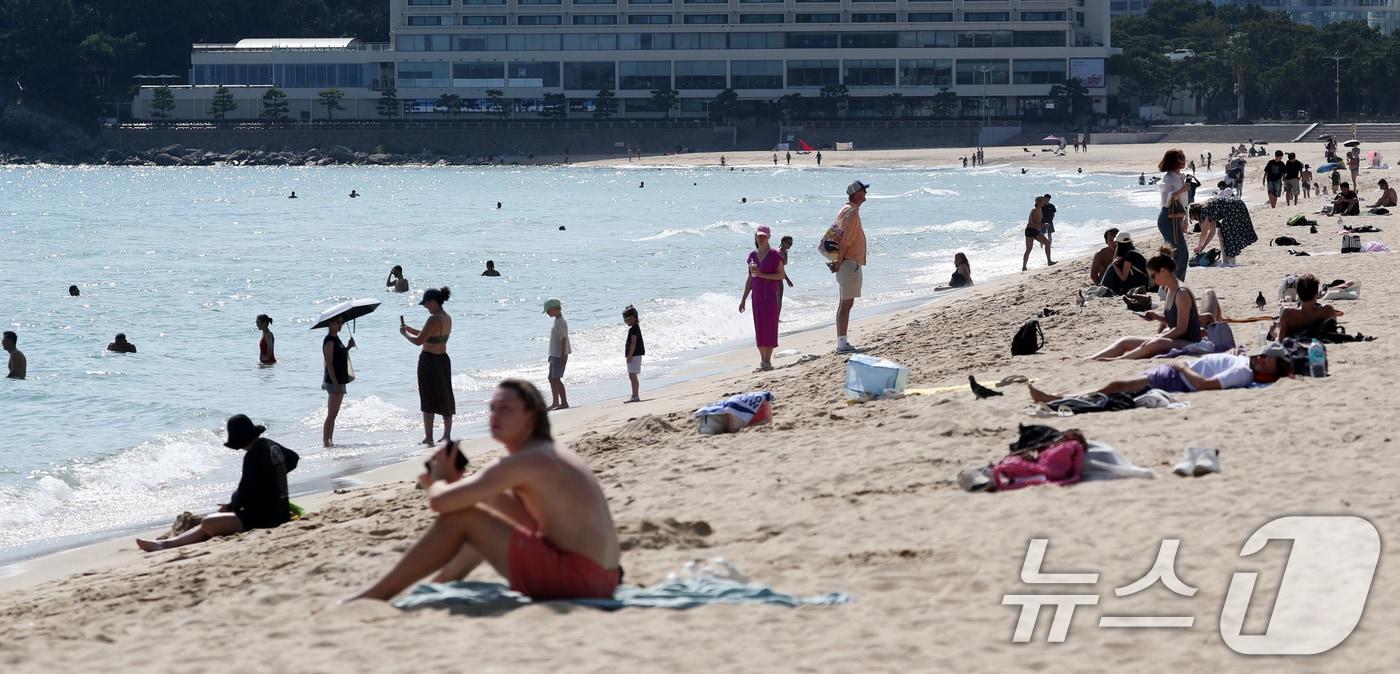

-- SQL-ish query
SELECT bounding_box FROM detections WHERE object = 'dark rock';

[156,144,184,156]
[101,149,126,164]
[151,153,181,166]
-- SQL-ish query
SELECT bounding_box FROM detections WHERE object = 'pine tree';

[260,88,289,121]
[208,85,238,120]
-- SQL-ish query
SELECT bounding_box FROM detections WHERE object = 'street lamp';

[1321,55,1347,121]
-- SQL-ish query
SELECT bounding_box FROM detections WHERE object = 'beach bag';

[1323,282,1360,301]
[992,432,1087,491]
[1206,322,1236,351]
[1123,293,1152,312]
[844,354,909,402]
[1271,236,1300,247]
[1188,249,1220,267]
[1342,233,1362,253]
[1010,319,1044,356]
[1287,214,1309,227]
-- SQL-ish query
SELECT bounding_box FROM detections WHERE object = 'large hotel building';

[140,0,1116,121]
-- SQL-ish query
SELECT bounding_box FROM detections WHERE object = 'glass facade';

[730,60,784,88]
[899,58,952,86]
[955,59,1009,85]
[193,63,371,88]
[674,60,727,88]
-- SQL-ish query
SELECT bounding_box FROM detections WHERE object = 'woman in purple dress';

[739,225,787,371]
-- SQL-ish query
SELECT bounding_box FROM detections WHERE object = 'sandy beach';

[3,141,1397,673]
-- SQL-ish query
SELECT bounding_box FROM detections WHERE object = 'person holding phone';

[401,287,455,445]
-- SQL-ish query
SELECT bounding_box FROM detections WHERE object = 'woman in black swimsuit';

[1088,247,1202,360]
[402,286,455,445]
[322,317,352,447]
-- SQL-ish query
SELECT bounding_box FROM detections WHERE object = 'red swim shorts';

[508,529,621,600]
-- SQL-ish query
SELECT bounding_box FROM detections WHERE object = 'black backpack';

[1011,319,1044,356]
[1271,236,1300,247]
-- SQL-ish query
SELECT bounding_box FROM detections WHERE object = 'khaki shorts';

[836,260,863,300]
[627,356,642,374]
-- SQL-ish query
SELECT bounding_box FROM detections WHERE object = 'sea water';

[0,162,1158,562]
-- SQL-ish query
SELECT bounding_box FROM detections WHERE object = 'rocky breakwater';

[93,145,506,168]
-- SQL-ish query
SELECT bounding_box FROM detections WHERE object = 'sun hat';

[755,225,772,238]
[542,298,561,313]
[846,181,870,196]
[224,414,266,449]
[1114,231,1133,244]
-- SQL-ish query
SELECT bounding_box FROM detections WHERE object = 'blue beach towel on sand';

[392,576,851,612]
[693,391,774,425]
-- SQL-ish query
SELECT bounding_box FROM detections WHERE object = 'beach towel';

[1081,442,1158,481]
[392,576,851,612]
[695,391,774,434]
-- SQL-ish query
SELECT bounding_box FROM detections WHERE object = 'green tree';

[649,87,680,120]
[485,89,510,118]
[149,84,175,120]
[78,31,144,70]
[876,92,904,118]
[774,93,803,123]
[376,87,400,118]
[1047,78,1091,122]
[1223,32,1255,120]
[593,88,617,119]
[317,88,346,120]
[435,93,462,117]
[208,85,237,120]
[540,93,568,119]
[819,84,849,118]
[930,88,959,118]
[260,87,289,121]
[708,88,739,124]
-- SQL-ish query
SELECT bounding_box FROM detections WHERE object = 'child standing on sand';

[623,305,644,403]
[544,298,570,410]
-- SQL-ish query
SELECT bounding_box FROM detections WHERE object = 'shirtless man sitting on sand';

[351,379,621,602]
[1021,195,1056,272]
[1275,273,1343,341]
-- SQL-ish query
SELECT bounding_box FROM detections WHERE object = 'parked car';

[1166,48,1196,62]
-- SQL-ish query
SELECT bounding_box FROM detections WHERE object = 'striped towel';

[693,391,774,425]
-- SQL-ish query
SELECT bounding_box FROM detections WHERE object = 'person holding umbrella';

[322,316,352,447]
[401,287,455,445]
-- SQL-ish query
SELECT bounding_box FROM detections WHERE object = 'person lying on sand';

[1275,273,1343,341]
[1032,341,1291,402]
[349,379,621,603]
[1088,248,1201,360]
[137,415,299,552]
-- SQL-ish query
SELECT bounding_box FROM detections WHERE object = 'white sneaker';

[1173,447,1221,477]
[835,343,860,354]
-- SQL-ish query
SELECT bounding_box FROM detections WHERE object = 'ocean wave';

[632,220,760,241]
[868,186,960,200]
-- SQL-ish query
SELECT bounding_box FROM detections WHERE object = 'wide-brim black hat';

[224,414,266,449]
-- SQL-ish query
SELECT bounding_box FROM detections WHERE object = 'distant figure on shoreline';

[257,314,276,365]
[107,333,137,353]
[289,191,298,199]
[720,155,726,167]
[816,151,822,166]
[322,316,352,447]
[403,287,455,445]
[349,190,360,199]
[68,285,80,297]
[623,305,644,402]
[544,299,570,411]
[386,265,409,293]
[136,414,299,552]
[481,260,501,277]
[4,331,25,380]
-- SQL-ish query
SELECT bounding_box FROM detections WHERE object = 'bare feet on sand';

[624,397,640,403]
[135,538,164,552]
[1027,384,1060,404]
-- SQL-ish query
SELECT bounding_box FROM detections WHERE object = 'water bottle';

[1307,339,1327,378]
[1257,324,1269,350]
[1337,216,1344,230]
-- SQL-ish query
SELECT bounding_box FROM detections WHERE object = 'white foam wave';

[632,220,760,241]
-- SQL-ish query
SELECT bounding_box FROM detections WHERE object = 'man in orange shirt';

[832,181,869,353]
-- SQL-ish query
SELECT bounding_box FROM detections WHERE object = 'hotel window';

[684,0,727,3]
[850,13,896,22]
[397,62,450,87]
[1012,59,1065,84]
[463,15,507,24]
[843,59,895,86]
[406,15,448,25]
[1020,11,1067,21]
[739,13,784,22]
[453,62,506,86]
[572,0,616,4]
[955,30,1011,48]
[786,59,839,87]
[729,32,784,48]
[1012,30,1066,47]
[684,14,728,23]
[741,0,784,3]
[574,14,619,23]
[562,33,619,48]
[463,0,505,4]
[507,61,560,86]
[898,30,954,47]
[407,0,452,5]
[964,11,1009,21]
[906,0,952,2]
[786,32,839,48]
[673,32,728,48]
[795,0,838,3]
[508,33,564,49]
[955,59,1009,85]
[457,34,509,50]
[674,60,727,88]
[563,61,616,89]
[518,0,562,3]
[795,13,841,22]
[906,12,953,22]
[619,61,672,89]
[841,32,898,48]
[898,59,952,86]
[629,0,673,3]
[731,60,783,88]
[619,33,675,48]
[396,34,452,51]
[518,14,563,24]
[629,14,673,23]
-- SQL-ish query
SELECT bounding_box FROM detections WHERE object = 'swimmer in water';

[4,331,25,380]
[349,190,359,198]
[257,314,276,365]
[386,265,409,293]
[496,202,502,209]
[741,197,747,204]
[107,333,137,354]
[639,182,645,188]
[482,260,501,277]
[68,285,80,297]
[289,191,298,199]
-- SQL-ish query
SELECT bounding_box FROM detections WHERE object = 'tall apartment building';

[140,0,1117,121]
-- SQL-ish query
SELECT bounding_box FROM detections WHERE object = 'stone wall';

[101,125,738,157]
